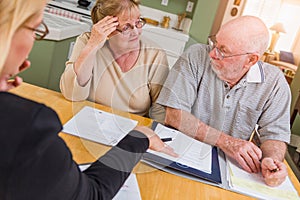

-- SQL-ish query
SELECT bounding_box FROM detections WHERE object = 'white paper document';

[147,123,212,174]
[79,165,141,200]
[112,174,142,200]
[227,158,300,200]
[62,106,138,146]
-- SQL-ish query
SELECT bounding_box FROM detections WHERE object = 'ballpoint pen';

[249,129,256,142]
[161,137,172,142]
[249,125,261,146]
[270,168,279,173]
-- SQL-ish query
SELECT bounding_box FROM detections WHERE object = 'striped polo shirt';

[157,43,291,143]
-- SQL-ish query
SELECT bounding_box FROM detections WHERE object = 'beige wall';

[292,27,300,66]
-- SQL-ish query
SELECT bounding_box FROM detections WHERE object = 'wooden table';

[10,83,300,200]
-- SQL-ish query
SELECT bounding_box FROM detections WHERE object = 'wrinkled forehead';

[117,5,140,23]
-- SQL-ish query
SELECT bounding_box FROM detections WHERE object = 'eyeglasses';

[208,35,253,60]
[116,18,146,35]
[24,21,49,41]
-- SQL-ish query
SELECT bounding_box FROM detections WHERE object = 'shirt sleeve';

[60,33,93,101]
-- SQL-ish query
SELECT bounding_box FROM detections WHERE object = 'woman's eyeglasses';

[116,18,146,35]
[24,21,49,41]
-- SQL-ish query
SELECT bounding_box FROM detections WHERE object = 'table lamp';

[267,22,286,53]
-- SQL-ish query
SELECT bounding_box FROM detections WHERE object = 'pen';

[79,162,93,166]
[249,129,256,142]
[270,168,279,173]
[161,137,172,142]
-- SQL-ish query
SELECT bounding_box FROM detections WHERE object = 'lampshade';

[270,22,286,33]
[267,22,286,53]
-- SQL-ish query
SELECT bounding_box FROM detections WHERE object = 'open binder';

[142,122,300,200]
[142,121,222,184]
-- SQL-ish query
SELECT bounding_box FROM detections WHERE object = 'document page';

[79,165,141,200]
[112,173,142,200]
[62,106,138,146]
[147,123,212,173]
[227,158,300,200]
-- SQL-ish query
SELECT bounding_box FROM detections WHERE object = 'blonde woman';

[0,0,176,198]
[60,0,169,122]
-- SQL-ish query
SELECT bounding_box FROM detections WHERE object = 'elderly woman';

[0,0,176,198]
[60,0,169,122]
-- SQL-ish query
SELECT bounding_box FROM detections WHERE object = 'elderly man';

[157,16,291,187]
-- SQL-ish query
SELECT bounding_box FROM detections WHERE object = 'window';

[242,0,300,52]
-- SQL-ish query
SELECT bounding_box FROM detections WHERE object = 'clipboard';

[142,122,222,184]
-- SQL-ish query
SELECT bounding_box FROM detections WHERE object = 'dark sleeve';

[79,130,149,200]
[5,101,149,200]
[5,105,81,200]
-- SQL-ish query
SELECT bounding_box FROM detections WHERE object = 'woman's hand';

[0,76,23,91]
[88,16,119,47]
[72,16,118,86]
[133,126,178,157]
[0,60,30,91]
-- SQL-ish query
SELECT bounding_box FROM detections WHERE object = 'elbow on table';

[59,84,88,102]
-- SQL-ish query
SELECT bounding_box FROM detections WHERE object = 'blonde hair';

[0,0,48,72]
[91,0,140,24]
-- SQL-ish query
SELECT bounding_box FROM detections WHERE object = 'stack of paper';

[227,158,300,200]
[62,106,138,146]
[147,123,212,173]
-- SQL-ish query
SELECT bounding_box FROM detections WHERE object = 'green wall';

[188,0,220,45]
[141,0,197,18]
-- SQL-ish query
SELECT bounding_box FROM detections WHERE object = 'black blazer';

[0,92,149,200]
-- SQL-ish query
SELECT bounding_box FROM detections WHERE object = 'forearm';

[165,107,262,172]
[260,140,287,161]
[165,107,223,146]
[73,42,99,86]
[165,107,260,151]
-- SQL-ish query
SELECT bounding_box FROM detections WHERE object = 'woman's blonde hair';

[0,0,48,72]
[91,0,140,24]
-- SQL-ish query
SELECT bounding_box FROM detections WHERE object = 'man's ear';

[245,53,259,69]
[249,53,259,66]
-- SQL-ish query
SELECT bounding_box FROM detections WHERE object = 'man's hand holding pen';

[261,157,288,187]
[248,129,288,187]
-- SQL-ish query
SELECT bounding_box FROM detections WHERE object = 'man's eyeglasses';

[116,18,146,35]
[25,21,49,41]
[208,35,253,60]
